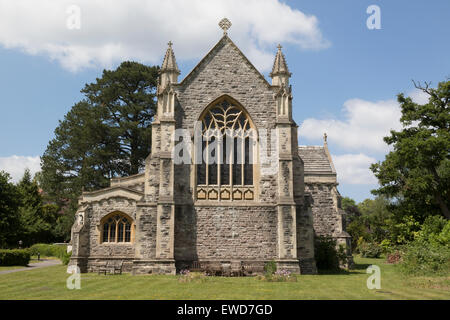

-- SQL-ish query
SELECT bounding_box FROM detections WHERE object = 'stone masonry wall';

[134,205,157,259]
[86,197,137,258]
[305,183,341,236]
[174,205,278,261]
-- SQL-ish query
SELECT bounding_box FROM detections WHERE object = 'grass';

[0,256,60,272]
[0,257,448,300]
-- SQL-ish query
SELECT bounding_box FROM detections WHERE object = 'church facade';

[69,19,351,275]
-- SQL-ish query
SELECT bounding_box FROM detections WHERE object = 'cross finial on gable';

[219,18,232,35]
[277,44,282,51]
[167,41,173,48]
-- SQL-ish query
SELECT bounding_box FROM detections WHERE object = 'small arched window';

[101,213,133,243]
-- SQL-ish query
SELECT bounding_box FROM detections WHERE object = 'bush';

[357,240,382,258]
[379,239,392,253]
[399,219,450,276]
[386,250,402,264]
[60,251,72,265]
[314,236,340,271]
[399,240,450,276]
[388,215,421,245]
[0,249,31,266]
[178,270,208,283]
[263,260,277,276]
[259,269,297,282]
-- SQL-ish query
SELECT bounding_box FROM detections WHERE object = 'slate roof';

[298,146,335,174]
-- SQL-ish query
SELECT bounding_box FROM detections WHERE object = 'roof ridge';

[179,35,270,87]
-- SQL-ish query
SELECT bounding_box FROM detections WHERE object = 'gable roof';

[79,185,144,204]
[179,35,271,88]
[298,146,335,174]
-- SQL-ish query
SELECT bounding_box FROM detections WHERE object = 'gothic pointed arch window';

[196,97,256,201]
[100,212,134,243]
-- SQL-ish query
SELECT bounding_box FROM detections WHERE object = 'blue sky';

[0,0,449,202]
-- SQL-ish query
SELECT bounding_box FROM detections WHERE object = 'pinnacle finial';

[219,18,232,35]
[324,133,328,143]
[270,43,291,79]
[161,41,180,74]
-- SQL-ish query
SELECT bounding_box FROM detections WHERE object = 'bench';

[98,260,123,275]
[204,261,223,276]
[242,261,264,276]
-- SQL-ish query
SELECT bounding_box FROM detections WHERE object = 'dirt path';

[0,259,62,275]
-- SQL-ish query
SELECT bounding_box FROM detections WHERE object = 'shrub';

[314,236,340,271]
[399,240,450,276]
[386,250,402,264]
[358,240,382,258]
[0,249,31,266]
[388,215,421,245]
[178,270,208,283]
[28,243,68,263]
[60,251,72,265]
[398,218,450,276]
[379,239,392,253]
[263,260,277,276]
[258,269,297,282]
[416,216,450,246]
[336,244,350,267]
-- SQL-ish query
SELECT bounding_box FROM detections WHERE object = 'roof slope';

[298,146,334,174]
[179,35,271,88]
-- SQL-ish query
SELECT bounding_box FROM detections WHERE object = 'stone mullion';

[217,135,222,199]
[205,138,209,186]
[241,136,245,186]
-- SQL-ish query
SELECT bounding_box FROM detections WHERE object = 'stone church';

[69,19,351,275]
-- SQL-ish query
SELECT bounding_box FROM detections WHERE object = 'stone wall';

[134,205,157,259]
[306,183,341,237]
[174,205,278,261]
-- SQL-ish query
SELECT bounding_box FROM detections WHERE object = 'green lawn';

[0,257,59,272]
[0,265,26,272]
[0,257,448,300]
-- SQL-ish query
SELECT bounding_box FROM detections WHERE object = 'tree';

[80,61,159,174]
[40,61,159,216]
[371,80,450,220]
[0,171,21,248]
[17,169,57,246]
[341,196,360,222]
[358,197,391,243]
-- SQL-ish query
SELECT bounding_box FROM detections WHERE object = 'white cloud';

[299,98,402,153]
[0,155,41,183]
[332,153,377,185]
[409,88,429,105]
[0,0,330,72]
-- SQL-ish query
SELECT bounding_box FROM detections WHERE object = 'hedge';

[28,243,66,257]
[0,249,31,266]
[28,243,71,265]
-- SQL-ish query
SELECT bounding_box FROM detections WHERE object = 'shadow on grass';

[351,263,372,271]
[317,268,351,275]
[317,262,373,275]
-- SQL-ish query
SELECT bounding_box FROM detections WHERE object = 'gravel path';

[0,259,62,275]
